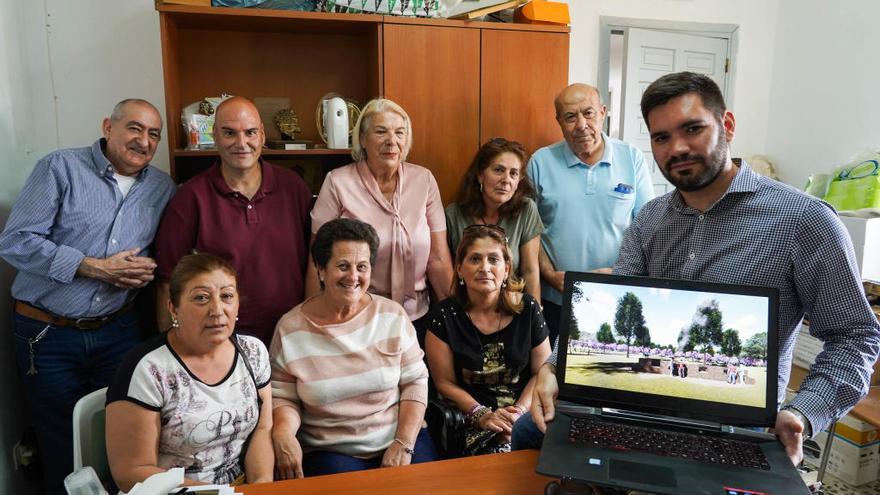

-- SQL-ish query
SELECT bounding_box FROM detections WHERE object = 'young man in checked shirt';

[516,72,880,470]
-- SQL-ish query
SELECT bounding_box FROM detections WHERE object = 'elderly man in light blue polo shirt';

[528,83,653,343]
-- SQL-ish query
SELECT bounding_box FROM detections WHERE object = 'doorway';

[599,17,739,195]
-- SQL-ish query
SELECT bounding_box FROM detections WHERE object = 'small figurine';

[275,108,302,140]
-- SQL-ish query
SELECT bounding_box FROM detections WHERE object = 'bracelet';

[466,405,492,428]
[393,437,415,455]
[513,403,527,415]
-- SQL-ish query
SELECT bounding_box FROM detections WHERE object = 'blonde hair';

[350,98,413,163]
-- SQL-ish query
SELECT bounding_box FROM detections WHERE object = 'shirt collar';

[563,133,612,168]
[93,138,150,180]
[670,158,758,212]
[209,158,274,196]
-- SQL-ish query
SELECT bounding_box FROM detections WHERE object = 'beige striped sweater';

[270,295,428,457]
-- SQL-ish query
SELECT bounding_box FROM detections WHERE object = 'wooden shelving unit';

[156,4,569,201]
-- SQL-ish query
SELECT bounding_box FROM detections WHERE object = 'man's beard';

[661,131,729,192]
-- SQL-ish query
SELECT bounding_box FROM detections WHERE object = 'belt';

[14,300,134,330]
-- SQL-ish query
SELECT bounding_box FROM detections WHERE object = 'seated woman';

[271,218,437,478]
[426,224,551,455]
[106,253,273,491]
[445,138,543,301]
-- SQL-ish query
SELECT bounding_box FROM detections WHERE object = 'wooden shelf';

[172,148,352,157]
[382,13,569,33]
[851,387,880,428]
[158,4,382,33]
[157,4,570,33]
[157,4,568,200]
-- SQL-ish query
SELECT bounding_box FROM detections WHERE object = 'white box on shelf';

[810,414,880,486]
[839,216,880,282]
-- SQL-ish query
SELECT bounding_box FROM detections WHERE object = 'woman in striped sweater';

[270,218,438,478]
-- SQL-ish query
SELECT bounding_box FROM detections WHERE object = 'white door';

[620,28,729,195]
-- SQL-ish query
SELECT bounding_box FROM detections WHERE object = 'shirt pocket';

[606,190,635,228]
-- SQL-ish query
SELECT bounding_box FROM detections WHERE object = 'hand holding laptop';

[534,272,812,494]
[772,409,806,466]
[530,363,560,433]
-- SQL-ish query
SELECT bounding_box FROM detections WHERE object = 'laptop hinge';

[559,403,730,434]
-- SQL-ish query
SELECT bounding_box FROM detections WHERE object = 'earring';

[171,318,179,328]
[458,279,464,286]
[235,316,239,322]
[501,279,508,289]
[479,182,483,193]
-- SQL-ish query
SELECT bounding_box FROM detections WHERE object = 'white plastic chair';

[71,387,110,484]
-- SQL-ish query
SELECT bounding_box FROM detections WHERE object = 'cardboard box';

[839,216,880,283]
[810,414,880,485]
[514,0,569,25]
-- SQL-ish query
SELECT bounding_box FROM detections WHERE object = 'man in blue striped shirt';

[517,73,880,470]
[0,99,176,494]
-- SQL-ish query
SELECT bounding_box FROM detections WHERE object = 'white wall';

[0,0,877,492]
[0,1,163,492]
[560,0,781,166]
[0,0,43,491]
[765,0,880,188]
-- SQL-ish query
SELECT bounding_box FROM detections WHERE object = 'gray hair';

[350,98,413,163]
[110,99,161,123]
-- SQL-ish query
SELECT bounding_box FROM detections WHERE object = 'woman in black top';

[426,224,551,455]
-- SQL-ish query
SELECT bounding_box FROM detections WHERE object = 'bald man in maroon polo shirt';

[154,96,312,345]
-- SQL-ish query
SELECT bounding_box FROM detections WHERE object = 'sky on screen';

[572,281,769,347]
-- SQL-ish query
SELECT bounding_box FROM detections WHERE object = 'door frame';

[598,16,740,116]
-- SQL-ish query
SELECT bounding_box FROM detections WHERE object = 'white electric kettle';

[323,97,349,149]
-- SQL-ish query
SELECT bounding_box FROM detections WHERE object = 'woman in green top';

[446,138,543,301]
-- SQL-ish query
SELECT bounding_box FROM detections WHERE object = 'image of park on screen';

[564,281,769,408]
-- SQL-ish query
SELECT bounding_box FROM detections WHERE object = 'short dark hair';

[450,225,525,315]
[169,253,237,307]
[312,218,380,269]
[640,72,726,127]
[454,137,535,219]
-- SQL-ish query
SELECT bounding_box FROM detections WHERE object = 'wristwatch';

[781,406,812,439]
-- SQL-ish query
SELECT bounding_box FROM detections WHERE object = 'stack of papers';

[123,469,243,495]
[166,486,242,495]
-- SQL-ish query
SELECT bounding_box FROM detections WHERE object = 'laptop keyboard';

[568,416,772,471]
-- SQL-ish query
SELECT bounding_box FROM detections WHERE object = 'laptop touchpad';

[609,459,677,488]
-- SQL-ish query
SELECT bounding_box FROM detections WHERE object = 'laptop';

[536,272,810,495]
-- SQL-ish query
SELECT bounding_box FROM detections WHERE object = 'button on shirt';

[528,135,654,304]
[0,139,176,318]
[548,162,880,435]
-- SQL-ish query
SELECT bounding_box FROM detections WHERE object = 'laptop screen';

[556,273,779,426]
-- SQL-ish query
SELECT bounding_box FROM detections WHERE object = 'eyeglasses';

[463,223,509,244]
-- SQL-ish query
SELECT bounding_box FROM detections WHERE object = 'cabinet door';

[481,29,569,158]
[384,24,480,205]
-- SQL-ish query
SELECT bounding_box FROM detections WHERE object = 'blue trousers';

[12,311,142,495]
[511,411,546,450]
[302,427,438,477]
